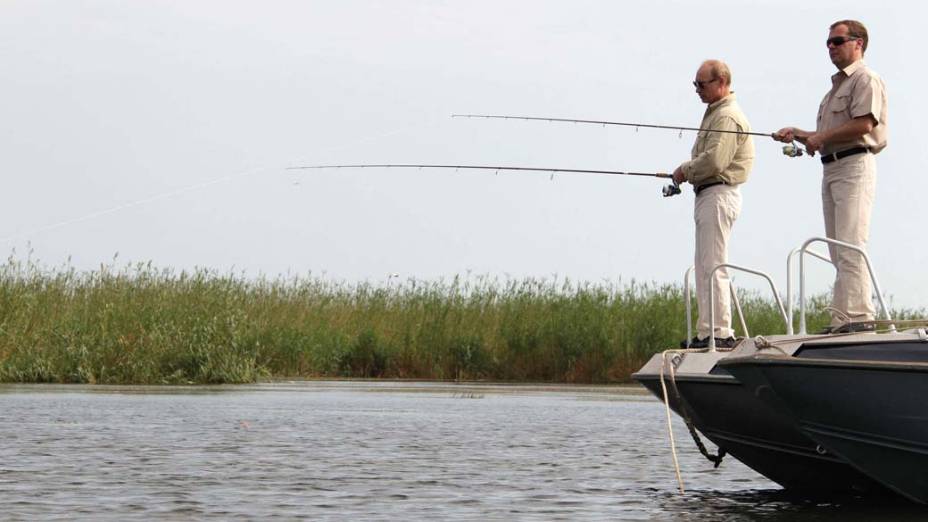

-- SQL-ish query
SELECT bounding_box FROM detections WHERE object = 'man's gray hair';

[703,60,732,86]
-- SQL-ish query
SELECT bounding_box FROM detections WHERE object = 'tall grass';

[0,256,920,384]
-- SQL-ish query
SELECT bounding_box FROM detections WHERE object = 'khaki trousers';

[694,184,741,339]
[822,153,877,326]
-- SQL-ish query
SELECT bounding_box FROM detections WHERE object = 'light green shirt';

[681,93,754,187]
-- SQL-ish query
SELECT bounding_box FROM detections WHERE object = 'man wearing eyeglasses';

[672,60,755,349]
[774,20,888,333]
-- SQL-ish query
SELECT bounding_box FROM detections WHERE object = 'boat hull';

[720,356,928,504]
[635,370,887,494]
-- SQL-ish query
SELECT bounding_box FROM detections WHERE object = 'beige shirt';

[816,60,888,155]
[681,93,754,187]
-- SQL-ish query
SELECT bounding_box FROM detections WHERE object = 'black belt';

[694,181,728,196]
[820,146,870,164]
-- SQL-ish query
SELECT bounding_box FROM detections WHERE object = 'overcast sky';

[1,1,922,310]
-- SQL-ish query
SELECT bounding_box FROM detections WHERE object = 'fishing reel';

[662,181,682,197]
[782,141,812,158]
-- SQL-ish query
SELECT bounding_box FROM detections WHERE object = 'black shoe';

[679,336,737,349]
[818,322,876,335]
[680,336,709,348]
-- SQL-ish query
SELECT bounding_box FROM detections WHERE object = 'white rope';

[658,347,713,494]
[756,321,908,353]
[659,351,685,494]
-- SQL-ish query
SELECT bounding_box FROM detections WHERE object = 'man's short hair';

[703,60,732,86]
[831,19,869,53]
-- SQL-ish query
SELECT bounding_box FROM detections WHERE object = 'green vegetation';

[0,257,920,385]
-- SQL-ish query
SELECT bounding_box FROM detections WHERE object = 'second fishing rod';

[451,114,812,158]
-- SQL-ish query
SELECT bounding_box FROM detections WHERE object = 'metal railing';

[797,237,894,334]
[681,236,893,347]
[683,266,749,348]
[684,266,695,346]
[785,246,833,335]
[708,263,788,351]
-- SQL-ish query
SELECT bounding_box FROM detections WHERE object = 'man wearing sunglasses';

[774,20,888,333]
[672,60,755,349]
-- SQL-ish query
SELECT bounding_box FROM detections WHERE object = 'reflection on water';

[0,382,920,520]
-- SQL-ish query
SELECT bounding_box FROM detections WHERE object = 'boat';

[632,236,928,500]
[720,336,928,503]
[634,334,895,494]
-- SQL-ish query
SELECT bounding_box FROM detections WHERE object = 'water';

[0,382,921,520]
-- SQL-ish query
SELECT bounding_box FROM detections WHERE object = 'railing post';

[709,263,789,351]
[731,283,749,339]
[787,246,832,335]
[798,237,894,334]
[684,266,695,348]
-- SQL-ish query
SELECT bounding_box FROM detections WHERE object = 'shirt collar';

[833,59,865,82]
[708,92,736,111]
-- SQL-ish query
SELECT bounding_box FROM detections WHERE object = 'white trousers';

[694,184,741,339]
[822,153,877,326]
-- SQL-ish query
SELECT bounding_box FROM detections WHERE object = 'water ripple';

[0,382,922,520]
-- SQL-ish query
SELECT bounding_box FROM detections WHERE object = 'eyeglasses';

[826,36,859,47]
[692,78,719,89]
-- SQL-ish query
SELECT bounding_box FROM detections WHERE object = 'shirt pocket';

[692,131,708,154]
[828,94,851,117]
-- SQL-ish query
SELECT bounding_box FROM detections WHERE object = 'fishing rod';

[451,114,810,158]
[287,164,684,197]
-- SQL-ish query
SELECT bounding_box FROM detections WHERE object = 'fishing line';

[0,166,276,245]
[1,119,444,245]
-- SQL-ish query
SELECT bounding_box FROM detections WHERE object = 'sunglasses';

[826,36,859,47]
[692,78,719,89]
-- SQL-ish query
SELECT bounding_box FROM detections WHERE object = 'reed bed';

[0,257,920,385]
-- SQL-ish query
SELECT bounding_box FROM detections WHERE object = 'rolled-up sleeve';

[849,76,885,126]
